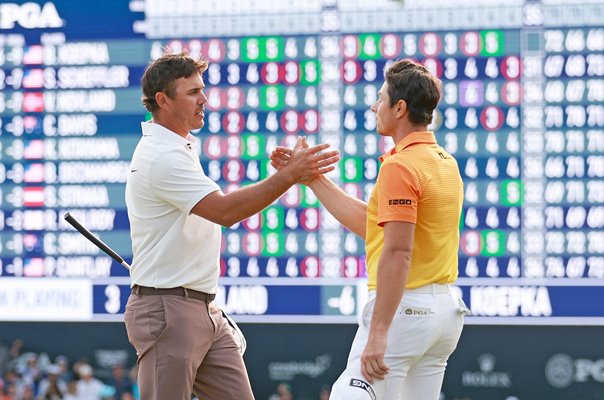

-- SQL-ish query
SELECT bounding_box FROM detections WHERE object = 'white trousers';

[330,284,468,400]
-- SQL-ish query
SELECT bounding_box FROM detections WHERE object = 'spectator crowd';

[0,337,336,400]
[0,338,137,400]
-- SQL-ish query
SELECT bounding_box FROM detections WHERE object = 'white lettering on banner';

[268,354,332,380]
[0,278,91,321]
[56,233,101,255]
[58,114,98,136]
[57,66,129,89]
[59,209,115,231]
[470,286,552,316]
[546,354,604,389]
[58,161,129,183]
[53,90,116,112]
[43,256,112,278]
[58,186,110,207]
[461,353,512,388]
[0,2,63,29]
[57,43,110,65]
[58,138,120,160]
[216,285,268,314]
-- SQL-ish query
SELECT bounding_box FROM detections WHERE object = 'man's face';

[165,73,207,134]
[370,81,398,137]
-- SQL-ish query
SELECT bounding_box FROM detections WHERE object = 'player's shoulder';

[380,154,418,179]
[401,142,456,164]
[388,146,425,169]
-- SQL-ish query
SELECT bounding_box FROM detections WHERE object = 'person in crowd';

[8,340,24,365]
[37,365,66,399]
[0,378,7,400]
[126,365,138,400]
[4,369,26,399]
[54,356,73,384]
[319,384,331,400]
[18,354,41,392]
[268,382,293,400]
[106,363,131,399]
[21,385,35,400]
[0,339,9,378]
[119,391,135,400]
[75,365,102,400]
[4,382,19,400]
[62,380,79,400]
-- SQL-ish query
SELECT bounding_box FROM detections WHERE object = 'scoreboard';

[0,0,602,323]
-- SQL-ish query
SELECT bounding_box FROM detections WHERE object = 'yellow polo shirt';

[365,131,463,290]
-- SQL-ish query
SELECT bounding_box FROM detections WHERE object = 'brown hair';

[385,59,442,125]
[141,52,208,112]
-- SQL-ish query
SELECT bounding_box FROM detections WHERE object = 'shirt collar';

[141,121,196,150]
[379,131,436,162]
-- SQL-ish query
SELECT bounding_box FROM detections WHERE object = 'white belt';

[368,283,452,300]
[406,283,452,294]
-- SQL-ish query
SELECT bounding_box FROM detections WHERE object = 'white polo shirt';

[125,121,221,293]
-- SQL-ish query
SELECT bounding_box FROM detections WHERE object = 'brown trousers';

[124,293,255,400]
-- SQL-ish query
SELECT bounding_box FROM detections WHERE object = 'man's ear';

[396,99,407,119]
[155,92,170,110]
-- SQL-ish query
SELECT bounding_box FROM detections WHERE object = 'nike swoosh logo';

[131,169,138,173]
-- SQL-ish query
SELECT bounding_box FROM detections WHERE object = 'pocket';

[147,297,168,340]
[398,294,435,317]
[221,309,247,355]
[125,295,168,343]
[456,297,472,316]
[123,295,136,346]
[448,296,469,351]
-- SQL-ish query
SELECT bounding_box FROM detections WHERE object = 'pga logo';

[545,353,604,389]
[0,2,63,29]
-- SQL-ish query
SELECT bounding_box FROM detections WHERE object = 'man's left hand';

[361,334,389,383]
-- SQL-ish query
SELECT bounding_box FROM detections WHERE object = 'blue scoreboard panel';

[0,0,602,324]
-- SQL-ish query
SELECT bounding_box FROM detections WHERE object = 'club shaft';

[64,212,130,269]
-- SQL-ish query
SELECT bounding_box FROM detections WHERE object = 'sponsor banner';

[89,281,604,323]
[0,278,92,320]
[1,279,604,324]
[443,325,604,400]
[89,281,362,322]
[242,324,355,400]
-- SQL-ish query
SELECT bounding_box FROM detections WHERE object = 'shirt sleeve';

[377,161,421,226]
[150,148,220,213]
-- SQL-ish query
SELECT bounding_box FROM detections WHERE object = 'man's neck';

[151,114,189,138]
[392,123,429,144]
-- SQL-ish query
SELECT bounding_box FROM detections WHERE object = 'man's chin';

[189,121,204,133]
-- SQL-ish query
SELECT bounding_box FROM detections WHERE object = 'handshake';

[269,136,340,186]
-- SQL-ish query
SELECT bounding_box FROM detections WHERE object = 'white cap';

[79,364,93,376]
[47,365,61,375]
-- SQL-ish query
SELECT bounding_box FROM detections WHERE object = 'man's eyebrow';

[189,84,205,92]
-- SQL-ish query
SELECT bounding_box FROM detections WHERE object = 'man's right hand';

[274,137,339,185]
